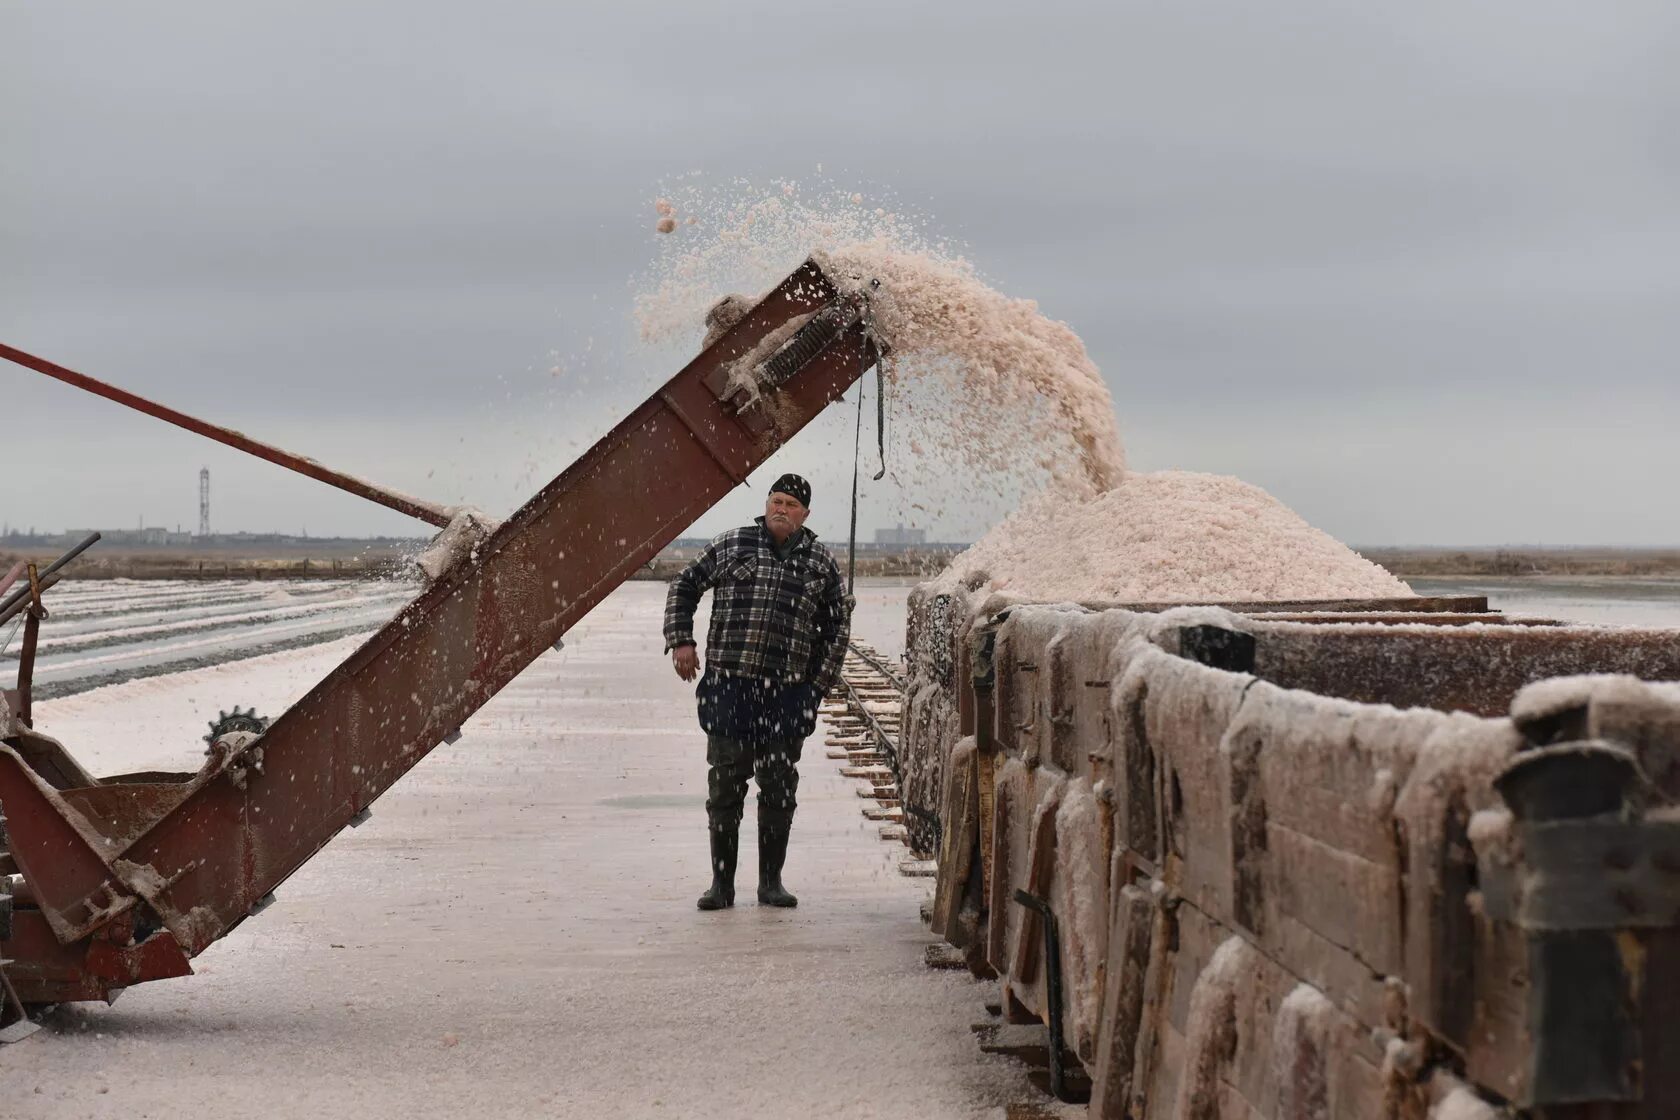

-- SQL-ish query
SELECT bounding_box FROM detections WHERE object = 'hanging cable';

[880,361,893,480]
[846,376,865,596]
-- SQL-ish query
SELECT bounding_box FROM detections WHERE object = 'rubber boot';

[697,823,737,911]
[757,813,798,908]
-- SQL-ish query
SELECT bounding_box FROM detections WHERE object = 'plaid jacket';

[663,518,851,693]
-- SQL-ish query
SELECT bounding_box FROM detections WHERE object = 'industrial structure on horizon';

[874,523,927,546]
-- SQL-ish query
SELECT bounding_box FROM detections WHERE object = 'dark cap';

[769,473,811,508]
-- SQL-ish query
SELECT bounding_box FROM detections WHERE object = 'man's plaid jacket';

[663,517,851,693]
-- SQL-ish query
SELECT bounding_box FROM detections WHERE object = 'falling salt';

[818,242,1124,493]
[639,178,1406,606]
[635,178,1124,498]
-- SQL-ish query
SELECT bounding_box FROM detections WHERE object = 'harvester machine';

[0,260,882,1023]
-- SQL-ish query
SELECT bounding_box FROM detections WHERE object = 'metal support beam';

[0,343,453,528]
[0,532,97,624]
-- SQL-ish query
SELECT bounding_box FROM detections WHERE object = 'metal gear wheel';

[202,706,269,746]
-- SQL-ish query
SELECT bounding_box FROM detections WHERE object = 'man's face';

[764,491,809,541]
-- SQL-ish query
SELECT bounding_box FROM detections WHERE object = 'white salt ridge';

[938,470,1413,603]
[1050,776,1107,1055]
[1271,984,1337,1119]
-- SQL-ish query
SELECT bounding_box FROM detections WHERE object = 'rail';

[822,642,943,860]
[844,641,905,692]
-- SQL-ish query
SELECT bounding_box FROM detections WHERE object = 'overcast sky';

[5,2,1678,547]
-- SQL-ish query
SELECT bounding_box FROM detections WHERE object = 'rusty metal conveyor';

[0,259,881,1007]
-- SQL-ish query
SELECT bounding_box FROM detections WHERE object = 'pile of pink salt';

[936,470,1413,603]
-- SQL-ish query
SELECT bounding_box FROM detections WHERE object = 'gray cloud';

[5,1,1679,546]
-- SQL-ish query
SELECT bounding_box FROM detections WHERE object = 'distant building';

[64,527,195,548]
[874,524,926,547]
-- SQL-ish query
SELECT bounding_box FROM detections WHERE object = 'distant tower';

[199,467,211,537]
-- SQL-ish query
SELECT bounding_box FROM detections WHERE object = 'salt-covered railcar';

[903,583,1680,1118]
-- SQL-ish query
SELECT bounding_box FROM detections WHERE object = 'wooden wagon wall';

[900,585,1680,1119]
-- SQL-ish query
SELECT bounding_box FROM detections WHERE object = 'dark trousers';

[705,734,803,833]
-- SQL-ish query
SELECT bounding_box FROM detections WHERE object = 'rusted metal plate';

[7,728,96,792]
[85,927,193,985]
[0,909,114,1004]
[0,749,149,945]
[60,782,198,853]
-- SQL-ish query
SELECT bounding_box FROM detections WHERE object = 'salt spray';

[636,178,1406,602]
[635,179,1123,503]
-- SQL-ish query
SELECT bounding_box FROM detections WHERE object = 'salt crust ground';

[4,582,1060,1119]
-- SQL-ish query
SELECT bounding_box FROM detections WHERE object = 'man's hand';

[672,644,700,682]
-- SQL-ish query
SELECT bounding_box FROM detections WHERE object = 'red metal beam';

[0,259,880,999]
[0,562,24,601]
[0,342,454,528]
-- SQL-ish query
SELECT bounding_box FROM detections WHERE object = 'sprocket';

[202,706,270,746]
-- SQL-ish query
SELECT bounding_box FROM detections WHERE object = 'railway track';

[818,641,936,877]
[823,641,1078,1100]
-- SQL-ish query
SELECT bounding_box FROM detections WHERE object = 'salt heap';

[937,470,1412,603]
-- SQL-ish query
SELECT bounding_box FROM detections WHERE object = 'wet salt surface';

[10,581,1055,1120]
[846,576,920,659]
[1410,576,1680,629]
[9,579,411,700]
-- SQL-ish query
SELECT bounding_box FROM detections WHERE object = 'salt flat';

[3,581,1048,1120]
[13,578,412,701]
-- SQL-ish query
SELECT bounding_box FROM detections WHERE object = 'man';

[664,474,851,911]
